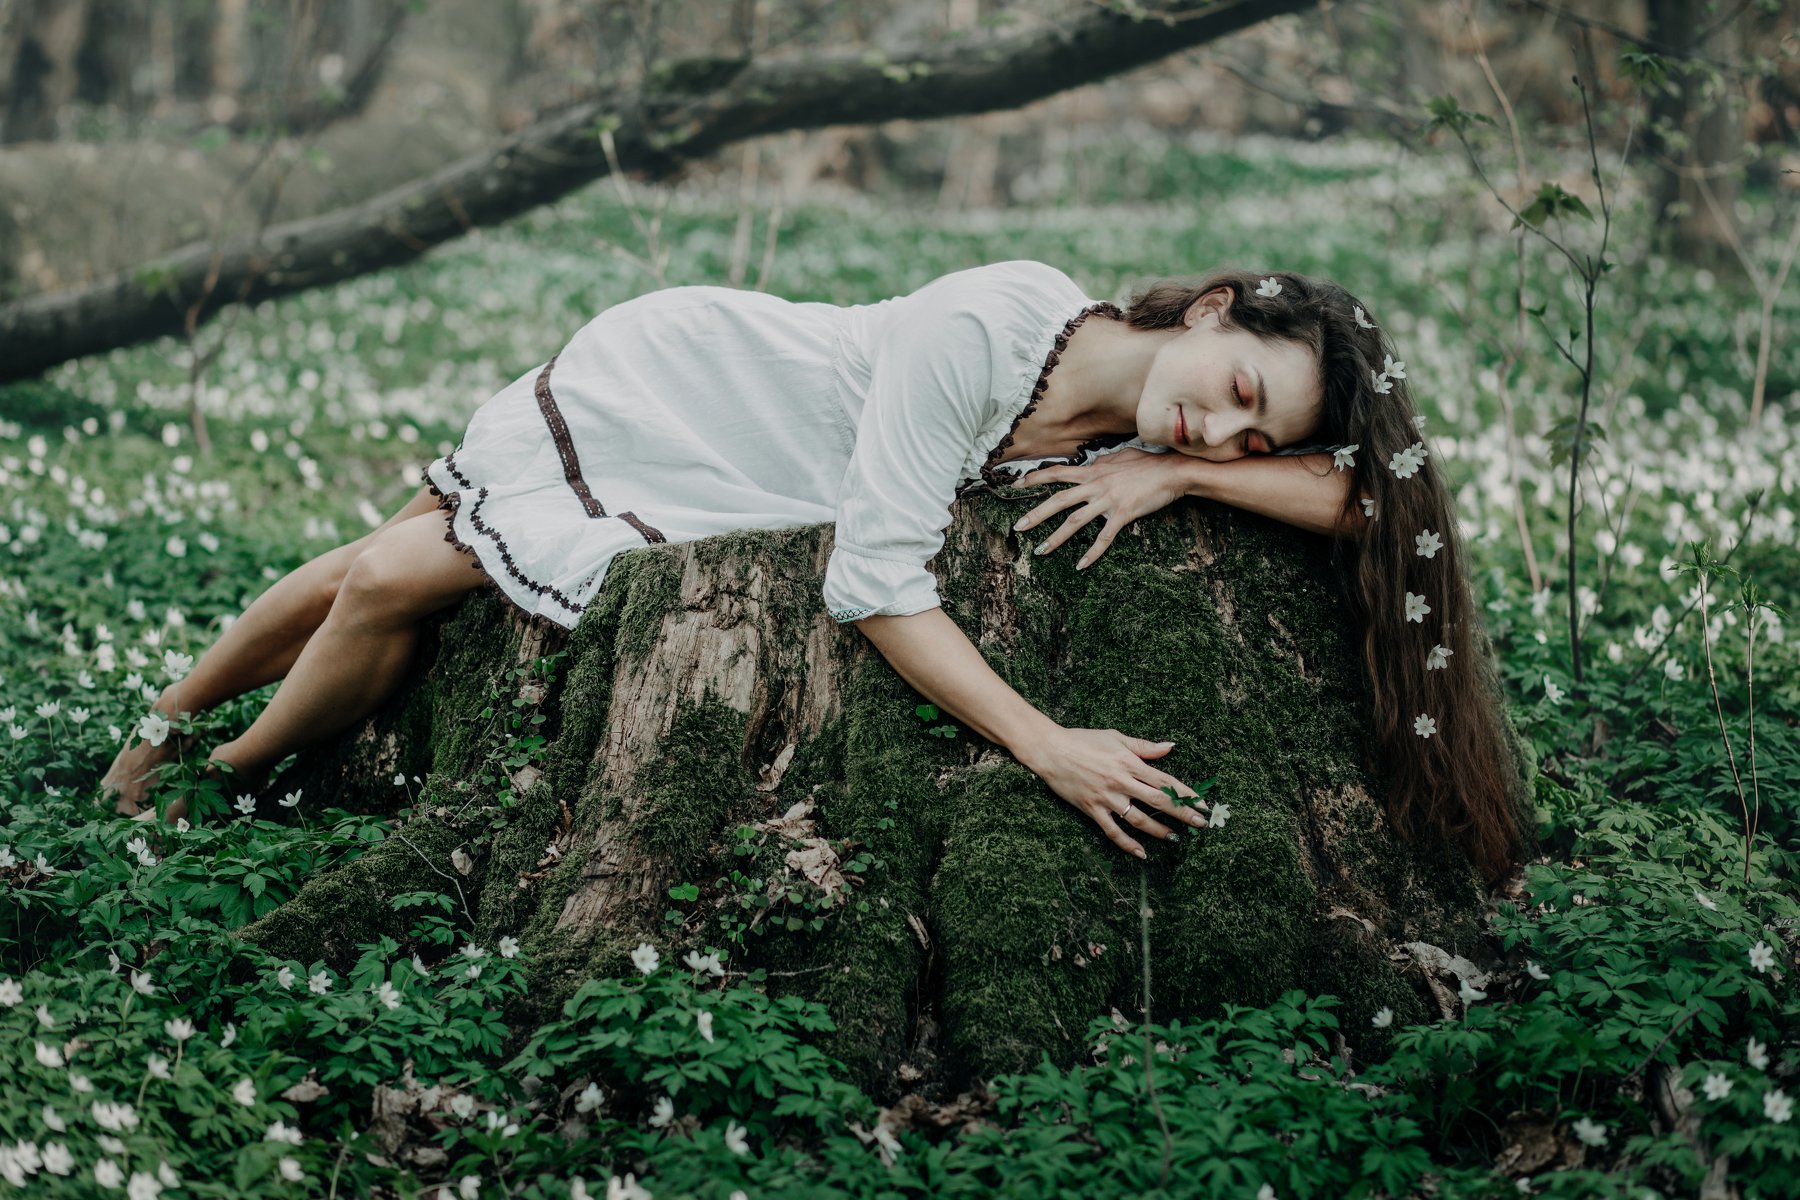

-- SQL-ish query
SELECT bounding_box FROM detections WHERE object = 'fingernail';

[1134,848,1147,860]
[1166,830,1180,841]
[1034,543,1049,556]
[1012,519,1027,531]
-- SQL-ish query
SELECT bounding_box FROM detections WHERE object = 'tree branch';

[1,0,1318,381]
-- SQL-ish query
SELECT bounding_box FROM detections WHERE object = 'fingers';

[1092,809,1147,860]
[1037,503,1105,556]
[1074,518,1122,570]
[1011,484,1087,533]
[1125,777,1206,830]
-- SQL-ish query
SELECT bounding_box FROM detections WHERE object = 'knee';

[317,538,375,618]
[334,543,416,625]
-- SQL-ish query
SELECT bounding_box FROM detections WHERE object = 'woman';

[101,259,1533,887]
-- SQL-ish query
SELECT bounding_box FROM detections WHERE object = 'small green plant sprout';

[1670,540,1775,885]
[1159,777,1219,816]
[912,701,959,739]
[664,881,701,927]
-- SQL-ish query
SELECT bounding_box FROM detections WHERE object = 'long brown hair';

[1120,267,1538,888]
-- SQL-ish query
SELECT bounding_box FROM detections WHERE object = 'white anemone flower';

[135,712,171,748]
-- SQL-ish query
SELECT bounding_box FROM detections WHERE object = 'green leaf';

[668,883,700,902]
[1618,46,1670,89]
[914,704,938,721]
[1425,95,1496,134]
[1514,181,1595,230]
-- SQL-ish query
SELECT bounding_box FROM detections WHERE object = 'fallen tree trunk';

[0,0,1321,382]
[237,494,1527,1101]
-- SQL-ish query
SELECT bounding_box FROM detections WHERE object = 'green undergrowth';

[1,129,1797,1198]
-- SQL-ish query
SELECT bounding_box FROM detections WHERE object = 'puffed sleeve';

[823,293,996,623]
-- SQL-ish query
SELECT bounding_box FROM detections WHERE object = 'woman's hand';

[1011,449,1190,569]
[1015,729,1209,859]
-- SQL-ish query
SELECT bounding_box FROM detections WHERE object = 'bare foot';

[101,732,198,817]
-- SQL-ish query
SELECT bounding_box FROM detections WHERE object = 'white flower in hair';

[1256,276,1282,298]
[1360,497,1375,518]
[1404,592,1431,623]
[1413,414,1427,432]
[1388,442,1427,479]
[1426,644,1452,670]
[1414,714,1438,738]
[1414,529,1443,558]
[1332,445,1358,470]
[1370,369,1393,395]
[1382,354,1406,380]
[1353,305,1376,329]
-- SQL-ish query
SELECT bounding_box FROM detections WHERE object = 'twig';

[1138,868,1174,1188]
[1466,0,1544,594]
[1623,1003,1703,1084]
[1688,169,1800,428]
[1623,494,1762,688]
[391,827,471,917]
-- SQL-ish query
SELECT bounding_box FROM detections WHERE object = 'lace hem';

[423,460,580,634]
[976,300,1127,491]
[829,606,875,623]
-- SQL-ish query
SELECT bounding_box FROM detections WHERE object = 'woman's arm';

[857,608,1057,752]
[853,607,1208,858]
[1014,449,1362,562]
[1176,452,1362,539]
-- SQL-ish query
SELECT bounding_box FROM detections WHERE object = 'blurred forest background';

[1,0,1795,302]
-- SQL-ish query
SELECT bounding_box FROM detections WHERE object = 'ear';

[1184,285,1235,327]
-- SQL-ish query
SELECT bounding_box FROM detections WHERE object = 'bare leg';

[104,484,446,815]
[176,509,487,822]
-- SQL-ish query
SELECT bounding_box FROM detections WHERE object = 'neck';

[1039,311,1172,448]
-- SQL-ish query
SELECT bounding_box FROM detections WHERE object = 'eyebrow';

[1252,364,1278,452]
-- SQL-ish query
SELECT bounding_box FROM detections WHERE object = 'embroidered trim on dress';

[977,301,1127,491]
[536,354,608,519]
[423,463,576,634]
[533,354,668,543]
[617,512,667,544]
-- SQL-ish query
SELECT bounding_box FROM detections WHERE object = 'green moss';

[236,818,470,968]
[245,497,1499,1096]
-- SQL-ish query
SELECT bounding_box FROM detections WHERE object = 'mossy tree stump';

[236,494,1515,1101]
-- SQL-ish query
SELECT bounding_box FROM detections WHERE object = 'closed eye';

[1232,377,1263,454]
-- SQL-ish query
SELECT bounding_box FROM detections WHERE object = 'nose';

[1200,410,1246,450]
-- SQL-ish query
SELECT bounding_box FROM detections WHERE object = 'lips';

[1175,407,1189,445]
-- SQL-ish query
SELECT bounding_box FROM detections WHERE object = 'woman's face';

[1135,286,1325,462]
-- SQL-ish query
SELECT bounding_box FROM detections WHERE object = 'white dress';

[422,259,1157,632]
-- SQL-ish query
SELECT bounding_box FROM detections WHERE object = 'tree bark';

[0,0,1321,383]
[234,494,1524,1103]
[1643,0,1744,272]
